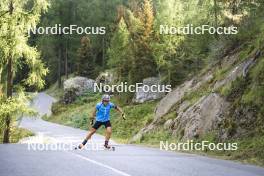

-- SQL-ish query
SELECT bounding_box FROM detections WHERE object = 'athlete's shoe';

[75,144,84,150]
[104,144,115,151]
[104,144,111,149]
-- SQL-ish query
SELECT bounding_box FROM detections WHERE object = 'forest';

[20,0,264,88]
[0,0,264,165]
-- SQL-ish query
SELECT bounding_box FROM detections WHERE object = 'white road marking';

[72,153,132,176]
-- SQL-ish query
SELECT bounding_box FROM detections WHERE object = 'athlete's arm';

[115,106,126,120]
[91,108,96,119]
[90,108,96,125]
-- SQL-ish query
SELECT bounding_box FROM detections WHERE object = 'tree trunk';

[0,67,3,95]
[214,0,219,40]
[231,0,238,15]
[3,0,14,143]
[57,7,63,88]
[65,40,68,79]
[3,56,13,143]
[58,42,62,88]
[102,37,105,68]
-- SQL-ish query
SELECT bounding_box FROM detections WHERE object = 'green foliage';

[138,127,172,145]
[75,91,101,105]
[107,18,130,81]
[44,102,92,130]
[232,135,264,166]
[0,126,34,144]
[0,0,49,89]
[222,77,248,101]
[45,81,64,99]
[51,101,66,115]
[44,92,101,129]
[44,91,158,142]
[42,0,264,166]
[0,91,37,143]
[77,36,96,78]
[242,57,264,106]
[221,56,264,107]
[126,0,158,83]
[110,100,157,142]
[191,131,264,166]
[140,127,264,166]
[36,0,125,86]
[70,112,89,129]
[33,0,264,99]
[0,0,48,142]
[108,2,158,85]
[0,91,37,129]
[182,81,212,105]
[152,0,215,86]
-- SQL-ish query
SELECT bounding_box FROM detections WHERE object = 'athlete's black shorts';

[92,120,111,130]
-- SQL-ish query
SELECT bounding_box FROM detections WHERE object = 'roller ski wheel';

[104,145,115,151]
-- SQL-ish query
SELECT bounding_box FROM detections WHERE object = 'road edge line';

[71,153,132,176]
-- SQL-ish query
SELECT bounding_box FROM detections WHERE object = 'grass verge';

[0,126,34,143]
[43,92,158,143]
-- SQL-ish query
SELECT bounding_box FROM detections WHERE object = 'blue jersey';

[95,102,116,122]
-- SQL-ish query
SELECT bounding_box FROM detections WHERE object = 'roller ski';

[104,141,115,151]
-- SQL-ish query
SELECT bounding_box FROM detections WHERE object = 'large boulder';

[173,93,229,139]
[133,77,166,103]
[63,76,95,103]
[154,72,213,121]
[130,93,229,142]
[130,73,213,142]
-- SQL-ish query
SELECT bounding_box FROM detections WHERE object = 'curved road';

[0,92,264,176]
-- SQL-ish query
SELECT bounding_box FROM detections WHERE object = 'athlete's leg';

[105,127,112,141]
[78,121,102,149]
[85,127,97,140]
[104,125,112,148]
[78,128,96,149]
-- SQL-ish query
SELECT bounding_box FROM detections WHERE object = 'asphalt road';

[0,92,264,176]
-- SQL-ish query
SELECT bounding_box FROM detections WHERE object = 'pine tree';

[107,18,131,81]
[142,0,154,41]
[0,0,48,143]
[77,36,96,79]
[128,0,157,84]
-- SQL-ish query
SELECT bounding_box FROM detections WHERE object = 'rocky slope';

[131,44,263,143]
